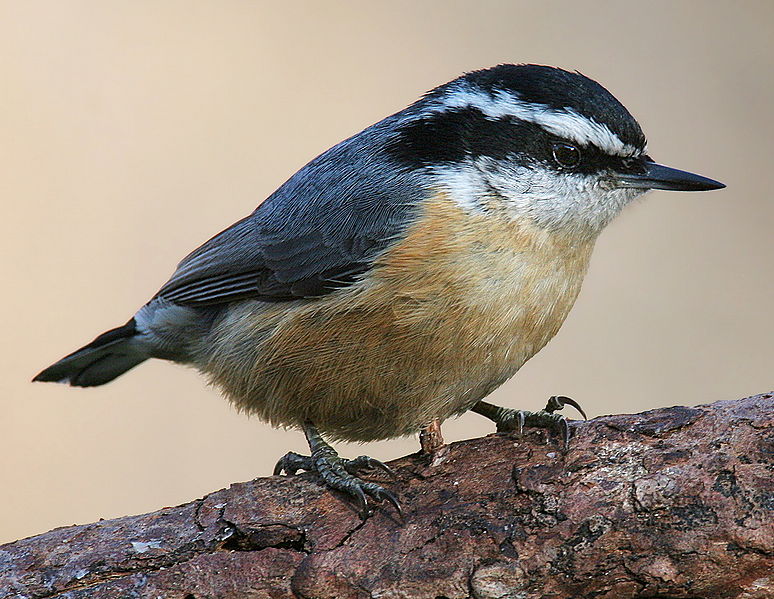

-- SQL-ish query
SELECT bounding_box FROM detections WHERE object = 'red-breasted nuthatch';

[35,64,725,517]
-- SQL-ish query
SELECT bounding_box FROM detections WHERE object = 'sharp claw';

[358,456,396,478]
[274,452,309,476]
[560,396,588,420]
[371,460,397,479]
[548,395,588,420]
[378,489,403,518]
[278,440,400,519]
[371,487,403,518]
[274,454,294,476]
[352,485,369,520]
[342,456,397,480]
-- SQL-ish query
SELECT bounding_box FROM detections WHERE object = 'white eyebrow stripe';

[428,86,641,158]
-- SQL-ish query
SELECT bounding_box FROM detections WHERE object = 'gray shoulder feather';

[156,111,428,305]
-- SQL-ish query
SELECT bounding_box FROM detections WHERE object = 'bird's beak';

[617,160,725,192]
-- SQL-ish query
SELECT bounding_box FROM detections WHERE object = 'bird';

[34,64,725,518]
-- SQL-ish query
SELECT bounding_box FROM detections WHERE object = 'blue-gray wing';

[155,117,425,305]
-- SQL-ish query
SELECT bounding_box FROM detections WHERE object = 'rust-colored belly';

[197,194,595,441]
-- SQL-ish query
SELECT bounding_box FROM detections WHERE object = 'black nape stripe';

[386,108,471,165]
[387,107,639,176]
[386,107,546,168]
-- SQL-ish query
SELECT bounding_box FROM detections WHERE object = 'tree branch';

[2,393,772,599]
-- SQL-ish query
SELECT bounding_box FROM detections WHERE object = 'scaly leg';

[274,421,402,519]
[419,418,445,454]
[471,395,587,449]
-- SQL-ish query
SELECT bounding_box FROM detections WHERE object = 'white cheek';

[432,159,644,235]
[480,162,641,233]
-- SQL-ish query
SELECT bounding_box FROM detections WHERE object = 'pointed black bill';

[617,161,725,192]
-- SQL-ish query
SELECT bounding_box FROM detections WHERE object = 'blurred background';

[1,1,772,544]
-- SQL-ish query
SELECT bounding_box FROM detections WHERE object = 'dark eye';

[552,143,581,168]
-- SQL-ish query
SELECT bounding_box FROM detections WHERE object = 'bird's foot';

[472,395,587,449]
[274,423,401,519]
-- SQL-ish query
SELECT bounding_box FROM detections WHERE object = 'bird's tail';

[33,318,148,387]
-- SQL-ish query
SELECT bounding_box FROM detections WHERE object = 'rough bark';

[2,393,772,599]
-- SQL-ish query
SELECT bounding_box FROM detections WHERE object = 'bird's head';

[388,64,724,237]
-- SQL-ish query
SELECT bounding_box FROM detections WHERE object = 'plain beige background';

[1,1,772,544]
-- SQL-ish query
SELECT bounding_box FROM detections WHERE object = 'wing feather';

[154,116,426,306]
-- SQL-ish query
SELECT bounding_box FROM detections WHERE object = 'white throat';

[433,158,646,238]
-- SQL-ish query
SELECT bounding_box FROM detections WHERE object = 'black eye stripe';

[387,107,642,174]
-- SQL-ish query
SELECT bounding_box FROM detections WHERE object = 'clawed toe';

[273,451,311,476]
[343,455,397,478]
[329,475,403,519]
[370,486,403,517]
[273,431,401,520]
[523,410,573,450]
[311,453,401,519]
[546,395,587,420]
[473,395,587,450]
[495,409,525,434]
